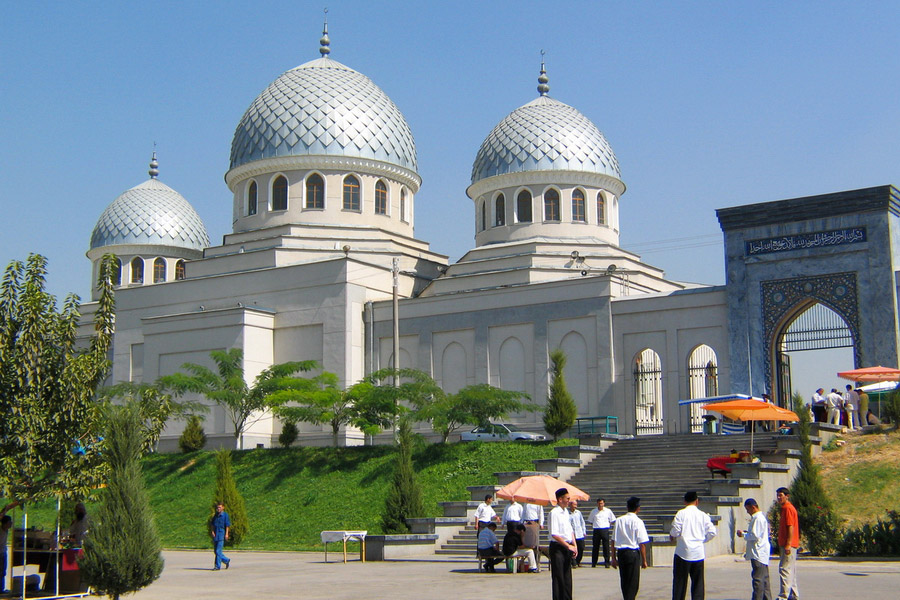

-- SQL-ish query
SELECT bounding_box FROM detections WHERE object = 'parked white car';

[459,423,546,442]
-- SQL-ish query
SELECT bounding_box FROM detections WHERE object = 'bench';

[477,552,527,573]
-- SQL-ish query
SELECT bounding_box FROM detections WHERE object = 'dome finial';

[537,50,550,96]
[319,8,331,57]
[148,144,159,179]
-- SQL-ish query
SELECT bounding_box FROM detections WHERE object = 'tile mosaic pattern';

[90,179,209,251]
[471,95,620,184]
[229,58,417,172]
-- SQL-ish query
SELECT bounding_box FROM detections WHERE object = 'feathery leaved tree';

[79,402,164,600]
[419,383,534,443]
[161,349,316,449]
[270,371,367,447]
[543,349,577,440]
[0,253,116,502]
[213,449,248,546]
[381,417,425,533]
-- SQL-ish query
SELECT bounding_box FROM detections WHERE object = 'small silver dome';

[471,95,620,184]
[229,58,417,172]
[90,178,209,251]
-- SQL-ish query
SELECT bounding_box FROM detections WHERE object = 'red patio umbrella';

[495,475,590,506]
[837,366,900,382]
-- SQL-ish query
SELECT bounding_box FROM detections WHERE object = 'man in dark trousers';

[611,496,649,600]
[588,497,616,567]
[209,502,231,570]
[670,491,717,600]
[549,488,577,600]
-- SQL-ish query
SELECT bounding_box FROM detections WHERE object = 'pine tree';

[79,403,164,600]
[178,415,207,452]
[213,449,248,546]
[278,419,298,448]
[788,392,840,554]
[543,349,577,440]
[381,418,425,533]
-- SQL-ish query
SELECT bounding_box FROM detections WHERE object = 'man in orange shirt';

[776,488,799,600]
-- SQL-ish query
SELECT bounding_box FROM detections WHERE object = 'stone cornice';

[466,170,626,200]
[225,155,422,193]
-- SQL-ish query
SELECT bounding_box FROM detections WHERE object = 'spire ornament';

[537,50,550,96]
[148,148,159,179]
[319,8,331,57]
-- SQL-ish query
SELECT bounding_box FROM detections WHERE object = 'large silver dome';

[90,178,209,251]
[229,57,417,172]
[471,95,620,184]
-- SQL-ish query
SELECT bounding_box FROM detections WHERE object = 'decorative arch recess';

[761,272,860,390]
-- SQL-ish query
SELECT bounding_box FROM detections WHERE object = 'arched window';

[597,192,606,225]
[272,175,288,211]
[153,258,166,283]
[175,260,186,281]
[495,194,505,226]
[305,174,324,209]
[480,201,486,231]
[633,348,663,435]
[130,257,144,284]
[343,175,360,211]
[112,259,122,286]
[572,189,585,222]
[400,188,408,222]
[544,189,560,221]
[687,344,718,433]
[247,180,258,216]
[375,180,388,215]
[516,190,532,223]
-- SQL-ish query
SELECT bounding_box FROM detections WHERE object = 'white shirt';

[743,510,771,564]
[502,501,523,525]
[474,502,496,523]
[549,505,575,544]
[811,391,825,406]
[670,504,717,561]
[477,526,498,550]
[588,506,616,529]
[613,512,649,550]
[568,509,586,539]
[522,503,544,526]
[843,390,858,410]
[826,392,842,409]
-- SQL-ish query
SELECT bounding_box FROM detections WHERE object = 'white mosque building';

[82,26,898,450]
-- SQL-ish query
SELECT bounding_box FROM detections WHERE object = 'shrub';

[278,420,298,448]
[178,416,206,453]
[882,391,900,427]
[543,349,577,440]
[213,449,248,546]
[381,418,425,533]
[837,510,900,556]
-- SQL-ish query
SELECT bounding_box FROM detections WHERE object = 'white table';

[320,530,367,563]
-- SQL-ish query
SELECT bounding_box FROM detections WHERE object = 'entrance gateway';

[717,185,900,406]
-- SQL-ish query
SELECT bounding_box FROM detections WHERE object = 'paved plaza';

[130,550,900,600]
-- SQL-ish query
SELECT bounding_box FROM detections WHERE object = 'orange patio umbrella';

[837,366,900,382]
[495,474,590,506]
[701,399,799,453]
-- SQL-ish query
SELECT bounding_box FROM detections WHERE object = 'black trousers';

[617,548,642,600]
[549,541,573,600]
[750,558,772,600]
[478,547,504,569]
[673,554,705,600]
[592,527,610,566]
[574,537,585,565]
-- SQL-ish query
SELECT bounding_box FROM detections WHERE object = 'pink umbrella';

[495,474,590,506]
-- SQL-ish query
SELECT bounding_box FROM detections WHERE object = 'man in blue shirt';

[209,502,231,570]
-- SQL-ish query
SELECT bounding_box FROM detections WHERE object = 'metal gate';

[634,349,663,435]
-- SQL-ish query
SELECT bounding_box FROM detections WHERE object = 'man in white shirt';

[670,491,717,600]
[502,496,524,533]
[826,388,843,425]
[474,494,497,530]
[611,496,649,600]
[843,384,860,430]
[567,499,587,567]
[476,522,504,573]
[738,498,772,600]
[549,488,577,600]
[810,388,826,423]
[522,502,545,571]
[588,497,616,568]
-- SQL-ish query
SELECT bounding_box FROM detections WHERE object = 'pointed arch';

[130,257,144,284]
[305,173,325,209]
[543,188,560,221]
[175,259,186,281]
[343,175,361,211]
[152,257,166,283]
[687,344,718,432]
[247,180,258,216]
[633,348,663,435]
[516,189,532,223]
[375,179,388,215]
[572,189,586,222]
[560,332,589,414]
[441,342,467,394]
[596,191,606,225]
[271,174,288,211]
[495,193,506,226]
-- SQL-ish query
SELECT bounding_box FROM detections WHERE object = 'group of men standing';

[811,384,867,430]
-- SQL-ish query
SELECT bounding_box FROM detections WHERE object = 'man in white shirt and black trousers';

[669,490,717,600]
[737,498,772,600]
[611,496,650,600]
[549,488,577,600]
[588,497,616,568]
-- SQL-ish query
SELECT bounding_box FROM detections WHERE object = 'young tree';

[213,449,248,546]
[278,419,298,448]
[543,349,577,440]
[270,371,364,447]
[178,415,207,453]
[381,417,425,534]
[79,402,164,600]
[161,349,316,449]
[418,384,534,442]
[0,254,116,502]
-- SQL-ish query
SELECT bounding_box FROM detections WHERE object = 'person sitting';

[866,410,882,426]
[477,522,504,572]
[503,523,538,573]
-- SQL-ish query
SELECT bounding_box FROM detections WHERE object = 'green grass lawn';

[8,439,572,551]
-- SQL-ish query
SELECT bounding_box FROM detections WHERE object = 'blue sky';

[2,1,896,393]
